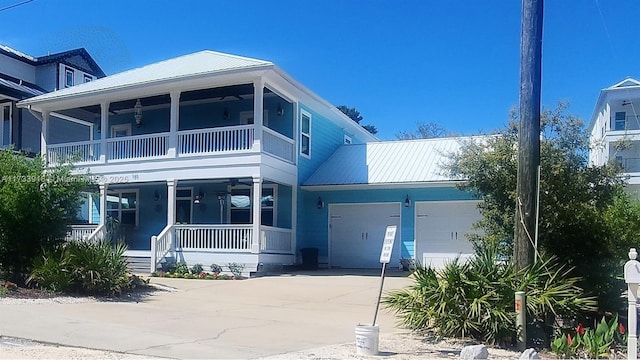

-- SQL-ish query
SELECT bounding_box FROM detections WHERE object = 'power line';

[0,0,33,12]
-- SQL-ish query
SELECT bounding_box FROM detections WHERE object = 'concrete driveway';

[0,270,413,359]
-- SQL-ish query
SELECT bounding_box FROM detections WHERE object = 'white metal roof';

[303,137,474,186]
[19,50,274,105]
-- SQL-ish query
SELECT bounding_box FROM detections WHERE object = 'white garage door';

[330,203,401,268]
[415,201,481,269]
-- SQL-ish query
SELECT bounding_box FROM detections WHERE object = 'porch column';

[292,185,298,261]
[167,180,177,254]
[252,79,264,152]
[100,101,108,163]
[168,91,180,158]
[99,183,108,225]
[40,110,49,161]
[251,177,262,254]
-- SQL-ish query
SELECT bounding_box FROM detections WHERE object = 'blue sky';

[1,0,639,140]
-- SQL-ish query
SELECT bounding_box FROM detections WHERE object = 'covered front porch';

[68,177,296,274]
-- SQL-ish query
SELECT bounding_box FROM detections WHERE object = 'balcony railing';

[47,125,295,165]
[66,224,99,241]
[178,125,254,155]
[48,141,100,164]
[263,128,295,163]
[610,115,640,131]
[108,132,169,160]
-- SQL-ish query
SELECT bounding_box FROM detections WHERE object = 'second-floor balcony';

[42,83,297,167]
[47,125,295,165]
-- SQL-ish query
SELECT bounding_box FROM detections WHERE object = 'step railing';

[151,224,174,273]
[66,224,99,241]
[86,223,106,242]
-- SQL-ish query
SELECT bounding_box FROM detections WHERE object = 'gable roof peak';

[608,77,640,89]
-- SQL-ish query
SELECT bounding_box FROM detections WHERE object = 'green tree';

[337,105,378,135]
[395,121,450,140]
[445,103,638,312]
[0,150,89,283]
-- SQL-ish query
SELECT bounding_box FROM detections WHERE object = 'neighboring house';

[0,45,105,154]
[17,50,481,275]
[589,77,640,195]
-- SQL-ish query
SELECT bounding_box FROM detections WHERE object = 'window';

[615,155,624,168]
[229,186,276,226]
[175,188,193,224]
[65,68,74,87]
[106,190,138,226]
[300,111,311,157]
[614,112,626,131]
[344,135,352,145]
[84,75,93,83]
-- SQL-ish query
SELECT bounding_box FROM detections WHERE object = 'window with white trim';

[300,111,311,157]
[614,112,626,131]
[84,74,93,83]
[65,68,74,87]
[106,190,138,226]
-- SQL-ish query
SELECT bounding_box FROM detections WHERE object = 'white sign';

[379,225,397,263]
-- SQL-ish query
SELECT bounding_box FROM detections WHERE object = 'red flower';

[567,333,573,345]
[576,323,585,336]
[619,323,626,335]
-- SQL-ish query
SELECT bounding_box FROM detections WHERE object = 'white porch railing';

[260,226,294,253]
[177,125,254,155]
[151,224,174,273]
[263,128,295,163]
[107,132,169,160]
[86,223,106,242]
[48,140,100,165]
[66,224,99,241]
[175,224,253,251]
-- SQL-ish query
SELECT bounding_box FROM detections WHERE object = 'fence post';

[624,248,640,360]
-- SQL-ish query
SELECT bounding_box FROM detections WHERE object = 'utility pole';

[514,0,543,270]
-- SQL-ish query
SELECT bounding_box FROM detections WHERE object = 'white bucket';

[355,324,379,356]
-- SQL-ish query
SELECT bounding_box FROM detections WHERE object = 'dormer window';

[65,68,74,87]
[84,74,93,83]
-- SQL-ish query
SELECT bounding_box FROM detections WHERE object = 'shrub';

[383,243,596,345]
[210,263,222,274]
[28,240,132,296]
[174,262,189,276]
[227,262,245,278]
[191,263,204,274]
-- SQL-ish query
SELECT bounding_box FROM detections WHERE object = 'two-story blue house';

[18,50,481,275]
[0,45,105,154]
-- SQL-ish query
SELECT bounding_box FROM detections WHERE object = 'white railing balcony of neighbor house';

[47,125,295,165]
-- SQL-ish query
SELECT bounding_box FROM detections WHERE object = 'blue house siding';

[297,186,477,262]
[297,104,370,183]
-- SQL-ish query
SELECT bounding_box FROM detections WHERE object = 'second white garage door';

[415,201,481,269]
[329,203,401,268]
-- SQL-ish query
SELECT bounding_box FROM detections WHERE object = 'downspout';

[27,105,43,122]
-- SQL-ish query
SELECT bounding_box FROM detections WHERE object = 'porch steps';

[125,256,152,274]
